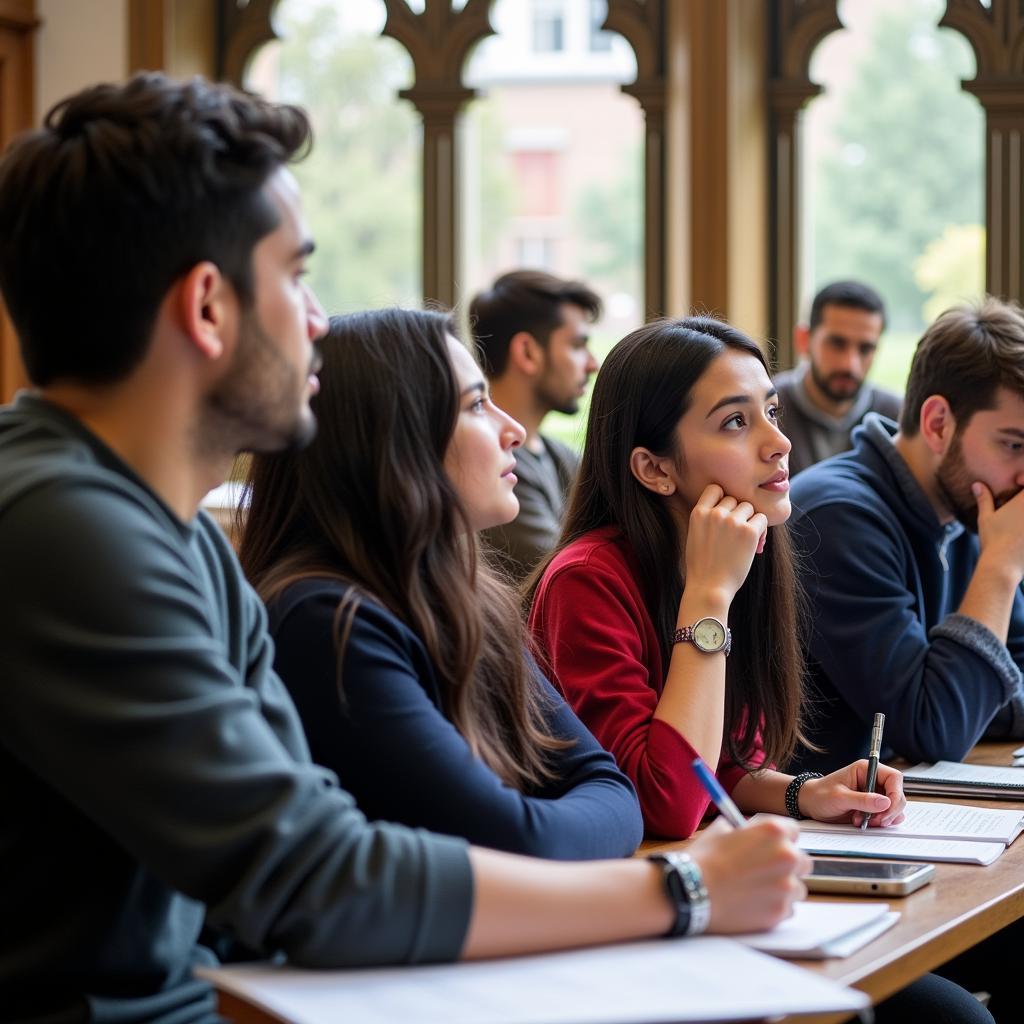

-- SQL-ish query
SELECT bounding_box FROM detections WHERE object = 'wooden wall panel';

[0,0,36,402]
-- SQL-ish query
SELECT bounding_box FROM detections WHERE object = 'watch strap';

[647,851,711,937]
[671,619,732,657]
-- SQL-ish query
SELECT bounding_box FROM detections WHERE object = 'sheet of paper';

[804,800,1024,844]
[904,761,1024,787]
[197,937,870,1024]
[797,831,1003,865]
[818,911,900,959]
[731,900,894,958]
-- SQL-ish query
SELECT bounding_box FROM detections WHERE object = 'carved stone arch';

[939,0,1006,76]
[774,0,842,81]
[383,0,493,81]
[603,0,659,80]
[380,0,496,306]
[768,0,842,368]
[216,0,279,85]
[599,1,667,318]
[769,0,1024,362]
[940,0,1024,304]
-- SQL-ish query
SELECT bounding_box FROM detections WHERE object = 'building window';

[532,0,565,54]
[515,235,557,270]
[589,0,612,53]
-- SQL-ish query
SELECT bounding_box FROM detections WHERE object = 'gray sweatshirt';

[0,394,472,1024]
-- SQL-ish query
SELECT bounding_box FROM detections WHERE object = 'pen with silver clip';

[860,712,885,831]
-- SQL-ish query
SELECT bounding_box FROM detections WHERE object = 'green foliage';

[812,0,983,331]
[573,145,642,300]
[269,3,421,312]
[914,223,985,324]
[462,96,517,270]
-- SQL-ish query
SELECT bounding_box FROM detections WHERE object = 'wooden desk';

[644,741,1024,1022]
[218,743,1024,1024]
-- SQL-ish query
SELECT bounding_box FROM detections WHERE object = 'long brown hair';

[239,308,567,789]
[526,316,807,768]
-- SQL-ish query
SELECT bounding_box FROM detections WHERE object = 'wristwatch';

[672,616,732,656]
[648,851,711,937]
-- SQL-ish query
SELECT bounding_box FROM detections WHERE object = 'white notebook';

[196,937,870,1024]
[904,761,1024,798]
[797,831,1004,865]
[732,900,898,959]
[797,800,1024,865]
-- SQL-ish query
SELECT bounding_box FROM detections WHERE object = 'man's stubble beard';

[810,360,864,405]
[935,430,1020,533]
[201,309,318,460]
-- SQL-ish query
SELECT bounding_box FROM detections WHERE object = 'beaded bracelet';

[784,771,823,820]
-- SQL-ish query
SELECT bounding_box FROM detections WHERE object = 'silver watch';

[649,851,711,937]
[672,616,732,656]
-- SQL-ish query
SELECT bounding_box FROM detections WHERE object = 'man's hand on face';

[973,481,1024,583]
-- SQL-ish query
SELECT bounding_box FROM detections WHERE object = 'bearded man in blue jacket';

[790,297,1024,774]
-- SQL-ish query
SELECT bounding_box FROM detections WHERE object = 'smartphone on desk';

[804,858,934,897]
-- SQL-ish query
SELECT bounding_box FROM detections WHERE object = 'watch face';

[693,617,726,652]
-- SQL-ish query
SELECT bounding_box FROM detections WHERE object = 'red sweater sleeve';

[530,550,757,839]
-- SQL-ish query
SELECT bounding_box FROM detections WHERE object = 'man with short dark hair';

[775,280,901,476]
[470,270,601,579]
[789,296,1024,776]
[0,74,811,1023]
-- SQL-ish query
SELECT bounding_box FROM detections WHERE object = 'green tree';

[914,223,985,324]
[573,144,642,302]
[266,2,421,312]
[812,0,983,330]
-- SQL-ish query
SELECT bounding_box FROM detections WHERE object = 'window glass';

[462,0,641,449]
[246,0,421,313]
[802,0,983,393]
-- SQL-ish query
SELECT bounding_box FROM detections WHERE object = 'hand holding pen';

[689,757,811,928]
[691,757,747,828]
[861,713,886,830]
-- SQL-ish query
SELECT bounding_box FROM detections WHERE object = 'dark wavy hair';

[527,316,807,769]
[239,308,569,789]
[470,270,603,377]
[0,72,310,386]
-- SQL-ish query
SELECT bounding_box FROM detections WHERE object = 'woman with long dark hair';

[527,316,905,839]
[238,308,642,859]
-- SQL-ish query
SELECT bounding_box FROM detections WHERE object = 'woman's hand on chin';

[797,760,906,828]
[683,483,768,604]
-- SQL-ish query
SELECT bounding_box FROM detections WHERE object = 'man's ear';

[629,446,677,496]
[919,394,957,456]
[793,323,810,358]
[177,261,234,362]
[507,331,545,377]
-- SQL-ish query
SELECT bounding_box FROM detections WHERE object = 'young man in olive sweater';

[0,74,808,1023]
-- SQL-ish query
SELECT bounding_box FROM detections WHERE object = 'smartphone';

[804,858,935,897]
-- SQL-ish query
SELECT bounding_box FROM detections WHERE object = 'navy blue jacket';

[789,414,1024,772]
[268,579,644,860]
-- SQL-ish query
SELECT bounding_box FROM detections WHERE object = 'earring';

[661,484,671,493]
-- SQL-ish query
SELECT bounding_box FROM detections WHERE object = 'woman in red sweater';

[527,316,906,839]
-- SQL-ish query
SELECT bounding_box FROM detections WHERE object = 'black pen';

[861,713,885,831]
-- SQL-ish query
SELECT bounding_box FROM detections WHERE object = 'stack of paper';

[197,937,870,1024]
[732,900,898,959]
[904,761,1024,798]
[797,800,1024,865]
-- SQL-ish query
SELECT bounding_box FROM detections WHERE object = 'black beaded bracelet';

[784,771,823,820]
